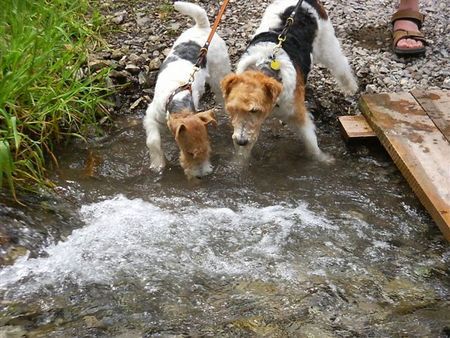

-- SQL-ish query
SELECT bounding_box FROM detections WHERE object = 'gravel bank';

[94,0,449,123]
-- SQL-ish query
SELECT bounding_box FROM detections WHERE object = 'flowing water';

[1,114,449,337]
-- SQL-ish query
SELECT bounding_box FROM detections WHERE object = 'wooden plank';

[338,115,376,141]
[411,89,450,142]
[360,92,450,241]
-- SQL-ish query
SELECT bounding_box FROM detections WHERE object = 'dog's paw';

[150,156,166,172]
[338,73,358,95]
[203,162,213,176]
[315,151,335,165]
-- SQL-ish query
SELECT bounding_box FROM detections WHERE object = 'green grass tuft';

[0,0,112,197]
[157,1,175,20]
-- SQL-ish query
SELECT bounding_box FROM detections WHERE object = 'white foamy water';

[0,195,336,295]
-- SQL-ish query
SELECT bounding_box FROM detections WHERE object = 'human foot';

[391,9,426,55]
[394,19,423,49]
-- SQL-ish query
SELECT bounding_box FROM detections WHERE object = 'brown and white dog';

[143,2,230,179]
[221,0,357,162]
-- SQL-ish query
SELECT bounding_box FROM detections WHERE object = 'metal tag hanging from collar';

[270,58,281,71]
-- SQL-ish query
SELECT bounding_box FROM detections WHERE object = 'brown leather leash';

[166,0,231,115]
[194,0,230,71]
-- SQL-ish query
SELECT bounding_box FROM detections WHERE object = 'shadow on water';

[1,112,449,337]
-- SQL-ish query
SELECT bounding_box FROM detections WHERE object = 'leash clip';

[188,66,200,85]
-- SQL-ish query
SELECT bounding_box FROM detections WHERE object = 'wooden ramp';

[351,90,450,241]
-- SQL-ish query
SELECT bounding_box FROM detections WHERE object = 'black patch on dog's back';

[159,55,178,74]
[172,41,207,68]
[248,5,318,81]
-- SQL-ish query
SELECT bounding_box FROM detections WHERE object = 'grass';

[157,1,175,20]
[0,0,111,199]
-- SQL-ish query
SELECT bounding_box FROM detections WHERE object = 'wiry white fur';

[236,0,357,162]
[143,2,231,173]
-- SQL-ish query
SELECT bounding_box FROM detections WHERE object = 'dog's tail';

[174,2,210,29]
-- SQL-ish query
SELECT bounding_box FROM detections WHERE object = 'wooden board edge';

[359,95,450,242]
[338,115,377,142]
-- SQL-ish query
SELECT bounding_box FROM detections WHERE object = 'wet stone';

[125,64,140,75]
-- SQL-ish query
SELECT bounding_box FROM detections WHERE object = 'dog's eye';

[187,152,195,157]
[250,108,261,114]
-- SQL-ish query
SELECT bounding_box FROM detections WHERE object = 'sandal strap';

[391,9,425,28]
[393,30,426,47]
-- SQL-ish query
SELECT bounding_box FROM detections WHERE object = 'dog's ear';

[168,120,187,139]
[196,109,217,127]
[220,73,239,98]
[263,77,283,102]
[175,124,187,140]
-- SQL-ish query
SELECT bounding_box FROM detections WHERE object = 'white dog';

[221,0,358,162]
[143,1,231,179]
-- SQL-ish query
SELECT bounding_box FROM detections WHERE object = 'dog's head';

[221,71,283,155]
[167,109,217,179]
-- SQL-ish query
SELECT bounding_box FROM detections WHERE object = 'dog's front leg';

[143,116,166,172]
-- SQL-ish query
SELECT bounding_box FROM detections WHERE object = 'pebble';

[366,84,377,93]
[136,16,150,27]
[149,58,161,70]
[88,59,110,72]
[112,12,126,25]
[109,70,129,83]
[125,64,140,74]
[442,78,450,89]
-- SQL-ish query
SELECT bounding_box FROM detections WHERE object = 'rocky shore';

[91,0,448,122]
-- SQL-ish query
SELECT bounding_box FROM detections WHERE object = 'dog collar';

[165,84,193,118]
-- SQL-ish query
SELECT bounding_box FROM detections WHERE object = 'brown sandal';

[391,9,426,55]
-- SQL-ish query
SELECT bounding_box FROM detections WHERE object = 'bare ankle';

[398,1,419,11]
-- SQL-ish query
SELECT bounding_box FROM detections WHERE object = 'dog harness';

[245,0,315,82]
[164,0,231,119]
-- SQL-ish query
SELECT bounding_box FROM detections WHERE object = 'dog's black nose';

[236,138,249,146]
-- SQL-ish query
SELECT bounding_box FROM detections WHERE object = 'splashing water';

[1,195,337,296]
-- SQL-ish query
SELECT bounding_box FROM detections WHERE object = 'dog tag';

[270,59,281,71]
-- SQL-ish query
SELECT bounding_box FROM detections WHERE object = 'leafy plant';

[0,0,112,198]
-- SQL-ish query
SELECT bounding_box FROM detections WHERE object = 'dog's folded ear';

[220,73,240,98]
[168,119,187,139]
[196,109,217,127]
[174,124,187,140]
[263,77,283,102]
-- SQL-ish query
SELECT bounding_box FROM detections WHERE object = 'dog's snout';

[233,135,249,147]
[235,137,249,146]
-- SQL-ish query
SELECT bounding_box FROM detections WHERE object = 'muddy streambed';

[1,112,449,337]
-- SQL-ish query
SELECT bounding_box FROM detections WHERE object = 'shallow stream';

[1,114,449,337]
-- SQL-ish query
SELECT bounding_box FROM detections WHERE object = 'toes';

[397,38,423,49]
